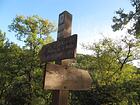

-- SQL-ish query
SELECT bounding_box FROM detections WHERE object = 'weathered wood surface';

[57,11,72,40]
[52,11,73,105]
[39,34,77,63]
[44,64,92,90]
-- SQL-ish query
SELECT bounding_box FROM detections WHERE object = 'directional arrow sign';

[39,34,77,63]
[44,64,92,90]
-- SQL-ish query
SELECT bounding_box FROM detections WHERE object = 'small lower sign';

[44,64,92,90]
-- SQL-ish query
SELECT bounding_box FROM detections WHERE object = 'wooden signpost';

[40,34,77,62]
[39,11,92,105]
[44,64,92,90]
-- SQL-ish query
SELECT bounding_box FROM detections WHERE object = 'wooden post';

[40,10,91,105]
[52,11,72,105]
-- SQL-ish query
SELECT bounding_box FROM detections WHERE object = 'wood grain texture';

[44,64,92,90]
[39,34,77,63]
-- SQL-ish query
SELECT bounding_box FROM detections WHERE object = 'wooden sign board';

[39,34,77,63]
[44,64,92,90]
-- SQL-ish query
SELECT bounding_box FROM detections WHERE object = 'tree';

[8,15,56,105]
[112,1,140,104]
[112,0,140,38]
[0,30,7,104]
[0,30,6,47]
[0,31,25,104]
[71,37,140,105]
[9,15,56,46]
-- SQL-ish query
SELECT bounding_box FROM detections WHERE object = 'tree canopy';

[112,0,140,38]
[0,1,140,104]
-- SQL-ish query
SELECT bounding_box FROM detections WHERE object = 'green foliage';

[9,15,56,46]
[1,10,140,105]
[0,37,25,104]
[70,38,140,105]
[112,0,140,38]
[0,30,6,48]
[0,15,56,105]
[111,2,140,103]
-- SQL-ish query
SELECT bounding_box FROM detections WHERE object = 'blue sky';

[0,0,133,53]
